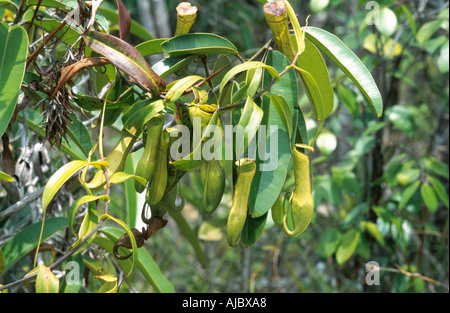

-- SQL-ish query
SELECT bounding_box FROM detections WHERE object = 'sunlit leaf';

[0,171,14,182]
[69,195,110,237]
[95,273,118,293]
[164,75,205,103]
[35,264,59,293]
[336,229,360,265]
[220,61,280,96]
[361,221,385,245]
[42,160,108,211]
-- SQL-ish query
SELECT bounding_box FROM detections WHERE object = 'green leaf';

[23,8,81,44]
[121,98,165,129]
[317,228,341,258]
[421,157,449,180]
[59,255,84,293]
[336,229,361,265]
[136,38,167,56]
[428,176,449,209]
[421,183,439,214]
[164,75,205,103]
[416,20,443,47]
[68,195,110,237]
[241,213,268,246]
[0,170,14,182]
[400,4,417,37]
[437,42,449,74]
[42,160,108,211]
[99,227,175,293]
[98,214,138,279]
[152,55,198,79]
[66,113,94,159]
[161,33,239,58]
[0,0,17,11]
[305,27,383,117]
[109,172,146,187]
[250,52,293,218]
[220,61,280,96]
[124,157,138,228]
[361,221,385,245]
[236,96,264,153]
[0,217,68,273]
[35,264,59,293]
[265,94,293,143]
[0,22,28,138]
[283,0,305,54]
[399,180,421,210]
[296,38,334,119]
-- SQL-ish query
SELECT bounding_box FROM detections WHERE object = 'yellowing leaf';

[164,75,205,103]
[95,273,118,293]
[109,172,147,187]
[35,264,59,293]
[283,0,305,55]
[0,170,14,182]
[219,61,280,96]
[42,160,108,211]
[69,195,110,236]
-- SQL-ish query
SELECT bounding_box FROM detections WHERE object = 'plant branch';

[0,187,45,222]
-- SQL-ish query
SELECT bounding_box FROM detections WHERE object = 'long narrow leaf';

[0,217,68,273]
[0,22,28,137]
[84,31,165,96]
[42,160,108,211]
[296,38,334,119]
[305,27,383,117]
[161,33,239,58]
